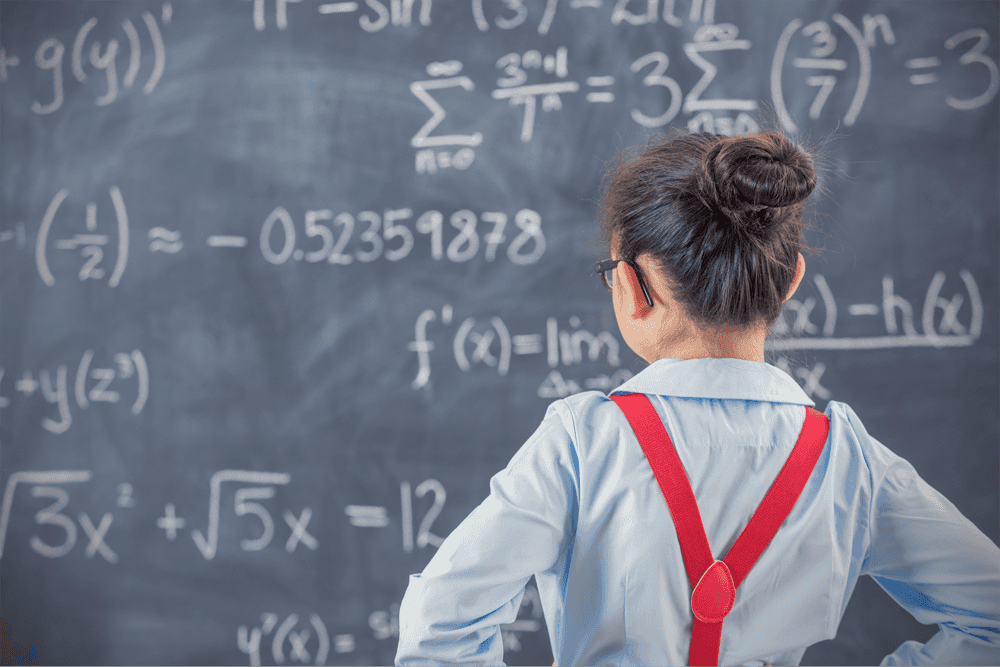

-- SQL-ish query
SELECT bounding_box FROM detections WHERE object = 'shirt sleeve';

[395,401,579,667]
[845,407,1000,666]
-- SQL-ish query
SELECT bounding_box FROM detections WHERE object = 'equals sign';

[586,76,615,103]
[905,57,940,85]
[513,334,543,355]
[345,505,388,527]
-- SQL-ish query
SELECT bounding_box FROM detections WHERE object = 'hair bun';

[696,132,817,232]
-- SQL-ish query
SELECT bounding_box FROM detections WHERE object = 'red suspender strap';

[610,393,829,667]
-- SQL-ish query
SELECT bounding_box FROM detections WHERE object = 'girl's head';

[598,130,818,362]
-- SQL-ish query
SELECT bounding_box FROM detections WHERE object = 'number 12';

[400,479,446,553]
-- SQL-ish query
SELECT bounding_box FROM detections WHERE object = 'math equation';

[1,1,995,665]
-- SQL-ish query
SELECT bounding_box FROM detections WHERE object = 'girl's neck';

[637,321,768,364]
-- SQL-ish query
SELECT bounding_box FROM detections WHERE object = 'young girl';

[394,130,1000,666]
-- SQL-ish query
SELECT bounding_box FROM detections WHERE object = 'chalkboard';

[0,1,997,665]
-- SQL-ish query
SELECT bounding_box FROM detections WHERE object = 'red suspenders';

[610,393,830,667]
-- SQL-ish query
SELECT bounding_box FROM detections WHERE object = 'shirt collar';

[611,357,815,406]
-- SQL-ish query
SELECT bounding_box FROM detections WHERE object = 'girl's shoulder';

[824,399,911,474]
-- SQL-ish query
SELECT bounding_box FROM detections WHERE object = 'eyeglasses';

[595,258,654,308]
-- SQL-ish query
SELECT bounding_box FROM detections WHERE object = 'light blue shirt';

[395,358,1000,666]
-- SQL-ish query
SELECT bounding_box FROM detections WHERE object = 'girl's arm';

[858,426,1000,665]
[395,404,579,667]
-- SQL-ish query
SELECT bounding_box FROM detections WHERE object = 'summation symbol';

[682,24,755,114]
[411,60,481,174]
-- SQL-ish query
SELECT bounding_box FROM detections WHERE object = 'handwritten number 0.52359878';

[260,206,545,266]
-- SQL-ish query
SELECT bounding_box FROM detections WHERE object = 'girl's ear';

[621,262,653,319]
[785,253,806,303]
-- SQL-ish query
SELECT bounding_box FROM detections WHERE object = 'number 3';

[630,52,683,128]
[30,486,77,558]
[945,28,999,110]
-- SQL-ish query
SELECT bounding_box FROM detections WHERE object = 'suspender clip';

[691,560,735,623]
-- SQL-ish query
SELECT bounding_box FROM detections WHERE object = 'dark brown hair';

[598,129,818,331]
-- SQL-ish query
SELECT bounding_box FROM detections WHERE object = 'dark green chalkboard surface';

[1,1,997,664]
